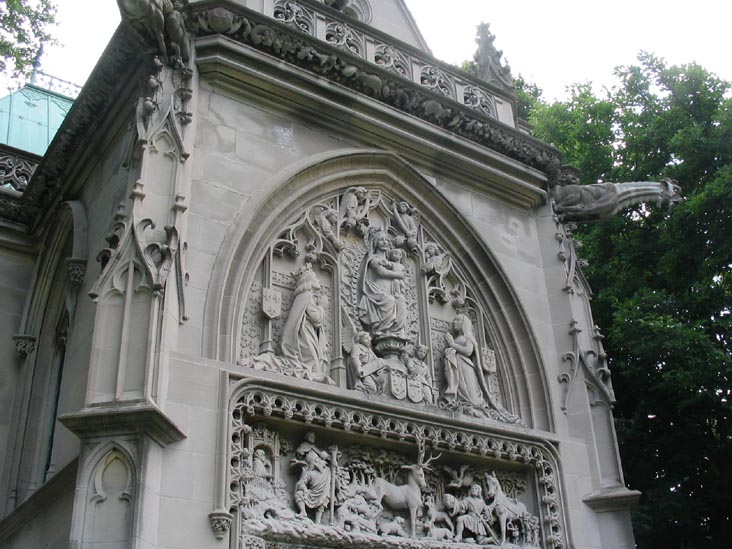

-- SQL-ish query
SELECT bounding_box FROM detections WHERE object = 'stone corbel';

[65,258,87,288]
[12,334,37,360]
[208,509,233,541]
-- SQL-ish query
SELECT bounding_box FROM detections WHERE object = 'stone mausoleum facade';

[1,1,681,548]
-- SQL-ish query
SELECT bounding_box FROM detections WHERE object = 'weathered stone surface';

[0,2,644,549]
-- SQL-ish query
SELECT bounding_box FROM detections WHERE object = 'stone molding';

[263,0,506,115]
[188,2,561,179]
[0,459,78,543]
[59,402,186,447]
[222,375,568,548]
[582,486,642,513]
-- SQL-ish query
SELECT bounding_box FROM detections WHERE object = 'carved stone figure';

[473,23,513,91]
[280,264,331,382]
[444,484,497,544]
[484,472,531,546]
[340,186,369,232]
[443,314,492,412]
[372,446,440,537]
[291,432,333,524]
[403,345,435,404]
[347,331,386,393]
[117,0,190,65]
[334,484,380,533]
[252,448,272,480]
[357,228,407,339]
[316,207,344,251]
[377,516,406,537]
[551,178,683,222]
[391,201,420,251]
[422,242,443,275]
[424,495,454,533]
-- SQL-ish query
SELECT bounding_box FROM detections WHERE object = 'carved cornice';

[188,2,561,179]
[59,402,187,447]
[11,27,142,230]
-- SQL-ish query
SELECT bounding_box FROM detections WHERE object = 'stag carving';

[372,444,440,537]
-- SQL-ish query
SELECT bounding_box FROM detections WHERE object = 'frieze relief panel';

[238,187,519,423]
[222,381,565,549]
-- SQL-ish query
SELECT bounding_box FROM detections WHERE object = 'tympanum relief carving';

[238,187,519,423]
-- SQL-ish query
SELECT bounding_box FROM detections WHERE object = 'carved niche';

[237,187,519,423]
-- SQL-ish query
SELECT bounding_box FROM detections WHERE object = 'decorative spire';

[473,23,514,92]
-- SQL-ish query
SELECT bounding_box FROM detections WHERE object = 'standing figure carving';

[357,229,407,339]
[443,314,493,412]
[291,432,332,524]
[281,265,332,383]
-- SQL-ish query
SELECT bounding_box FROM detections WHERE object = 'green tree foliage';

[530,53,732,547]
[0,0,56,81]
[513,75,544,121]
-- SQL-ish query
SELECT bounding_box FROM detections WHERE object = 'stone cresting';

[0,146,39,192]
[227,381,566,548]
[188,3,561,178]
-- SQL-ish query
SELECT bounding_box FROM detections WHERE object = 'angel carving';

[340,187,369,233]
[341,307,387,393]
[391,201,420,251]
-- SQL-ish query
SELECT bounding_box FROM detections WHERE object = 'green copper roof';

[0,84,74,157]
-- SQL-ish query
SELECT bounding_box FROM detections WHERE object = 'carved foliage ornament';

[238,188,519,423]
[188,5,561,178]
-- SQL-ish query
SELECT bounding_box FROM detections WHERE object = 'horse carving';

[552,178,683,222]
[484,472,529,545]
[373,445,440,537]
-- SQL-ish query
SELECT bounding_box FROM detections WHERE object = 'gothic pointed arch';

[204,150,552,431]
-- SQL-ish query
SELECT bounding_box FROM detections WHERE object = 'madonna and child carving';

[237,187,518,423]
[230,424,543,548]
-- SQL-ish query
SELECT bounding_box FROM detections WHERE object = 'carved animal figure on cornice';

[551,178,683,222]
[372,445,440,537]
[117,0,190,65]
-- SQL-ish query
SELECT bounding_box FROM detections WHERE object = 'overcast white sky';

[37,0,731,101]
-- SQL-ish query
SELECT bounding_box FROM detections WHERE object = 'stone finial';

[473,23,514,92]
[12,334,37,359]
[208,509,233,540]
